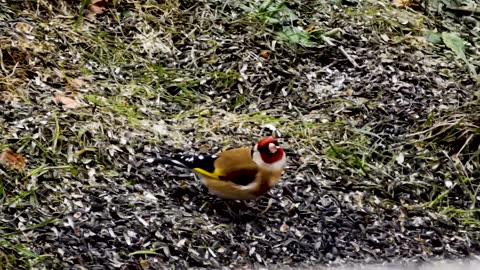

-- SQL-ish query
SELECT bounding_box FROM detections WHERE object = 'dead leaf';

[304,24,316,33]
[393,0,420,8]
[344,88,354,96]
[0,148,26,170]
[85,0,108,20]
[66,77,85,91]
[139,259,148,269]
[52,94,82,109]
[69,91,81,98]
[259,50,270,59]
[15,22,33,34]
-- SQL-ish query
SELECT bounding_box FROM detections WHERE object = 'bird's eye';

[258,144,269,153]
[273,141,279,146]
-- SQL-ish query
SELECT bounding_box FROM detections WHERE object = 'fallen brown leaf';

[14,22,33,34]
[85,0,108,20]
[393,0,420,8]
[259,50,270,59]
[66,77,85,91]
[0,148,26,170]
[139,259,148,269]
[52,94,82,109]
[304,24,316,33]
[344,88,354,96]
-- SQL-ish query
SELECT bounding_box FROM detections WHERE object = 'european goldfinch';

[152,137,287,200]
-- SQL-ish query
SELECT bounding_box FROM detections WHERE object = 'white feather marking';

[198,155,204,160]
[252,150,286,171]
[170,159,188,168]
[238,181,258,190]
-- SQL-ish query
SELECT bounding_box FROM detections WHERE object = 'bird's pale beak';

[268,143,277,153]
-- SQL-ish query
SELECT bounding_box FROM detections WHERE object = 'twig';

[320,35,335,46]
[456,134,474,156]
[445,6,480,15]
[339,46,360,68]
[471,183,480,210]
[0,48,8,75]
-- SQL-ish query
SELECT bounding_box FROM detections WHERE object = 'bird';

[149,137,287,200]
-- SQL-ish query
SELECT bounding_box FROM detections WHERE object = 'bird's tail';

[146,153,217,173]
[145,156,191,169]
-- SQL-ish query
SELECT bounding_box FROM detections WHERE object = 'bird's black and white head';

[252,137,286,171]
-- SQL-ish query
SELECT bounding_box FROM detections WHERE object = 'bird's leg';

[225,201,237,218]
[243,200,256,208]
[225,200,239,218]
[199,183,209,195]
[192,172,201,182]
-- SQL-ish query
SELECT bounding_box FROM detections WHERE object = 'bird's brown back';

[214,147,258,177]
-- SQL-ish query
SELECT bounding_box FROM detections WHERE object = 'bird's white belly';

[197,174,258,200]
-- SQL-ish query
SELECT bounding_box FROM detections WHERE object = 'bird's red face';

[255,137,285,164]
